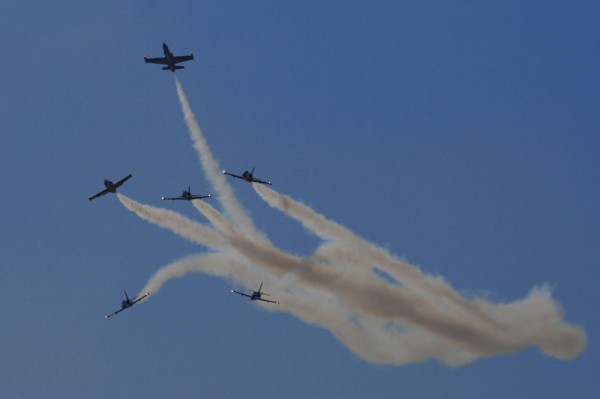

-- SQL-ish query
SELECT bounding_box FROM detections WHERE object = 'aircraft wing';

[105,308,124,319]
[222,171,246,181]
[251,177,272,185]
[172,54,194,64]
[144,57,169,65]
[258,298,279,304]
[231,289,252,298]
[131,293,150,305]
[88,188,110,201]
[161,195,209,201]
[113,174,133,189]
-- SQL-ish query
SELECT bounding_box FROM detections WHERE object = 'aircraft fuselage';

[162,43,176,72]
[103,179,117,192]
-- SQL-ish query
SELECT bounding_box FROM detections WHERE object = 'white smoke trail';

[192,200,239,240]
[121,79,586,366]
[191,191,586,360]
[135,246,479,366]
[117,194,227,250]
[254,185,460,294]
[253,184,499,325]
[138,252,250,296]
[174,77,266,242]
[138,248,477,366]
[270,275,478,367]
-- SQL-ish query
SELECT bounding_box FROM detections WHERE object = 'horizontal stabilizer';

[163,66,185,70]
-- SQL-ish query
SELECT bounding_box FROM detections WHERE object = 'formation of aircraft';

[161,186,211,201]
[105,291,150,319]
[95,44,281,318]
[88,173,133,201]
[231,282,279,304]
[144,43,194,72]
[222,167,272,185]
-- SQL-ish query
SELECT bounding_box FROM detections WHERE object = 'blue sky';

[1,1,598,397]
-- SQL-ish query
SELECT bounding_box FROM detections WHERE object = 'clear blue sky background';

[1,1,598,398]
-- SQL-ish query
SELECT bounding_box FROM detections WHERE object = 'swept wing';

[161,194,211,201]
[88,188,110,201]
[231,289,252,299]
[113,174,132,189]
[222,170,272,185]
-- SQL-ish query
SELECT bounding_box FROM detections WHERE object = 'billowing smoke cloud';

[122,78,586,366]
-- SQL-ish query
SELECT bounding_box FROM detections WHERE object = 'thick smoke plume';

[121,78,586,366]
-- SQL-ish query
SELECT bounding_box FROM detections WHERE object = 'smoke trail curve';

[118,79,587,366]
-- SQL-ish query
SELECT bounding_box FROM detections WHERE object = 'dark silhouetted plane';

[222,167,272,185]
[161,186,211,201]
[231,282,279,304]
[88,173,132,201]
[105,291,149,319]
[144,43,194,72]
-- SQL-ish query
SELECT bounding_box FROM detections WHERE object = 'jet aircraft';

[231,282,279,304]
[161,186,211,201]
[88,173,132,201]
[105,291,149,319]
[144,43,194,72]
[222,167,272,185]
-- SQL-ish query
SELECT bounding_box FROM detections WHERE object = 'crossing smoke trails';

[174,78,267,245]
[121,77,586,366]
